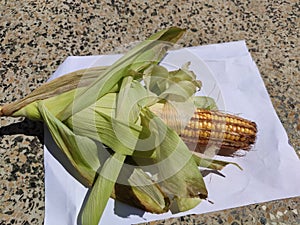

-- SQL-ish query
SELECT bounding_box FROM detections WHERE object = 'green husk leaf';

[169,62,201,90]
[58,27,186,121]
[160,63,201,102]
[81,152,126,225]
[12,89,80,120]
[12,101,42,120]
[42,89,79,118]
[193,96,218,110]
[158,80,197,102]
[38,102,100,186]
[116,76,151,123]
[67,96,143,156]
[67,83,159,158]
[144,65,170,96]
[141,109,207,201]
[144,63,201,103]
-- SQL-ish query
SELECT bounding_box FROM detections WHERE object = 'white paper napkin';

[44,41,300,225]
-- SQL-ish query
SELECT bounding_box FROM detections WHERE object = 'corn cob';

[150,106,257,156]
[179,109,257,156]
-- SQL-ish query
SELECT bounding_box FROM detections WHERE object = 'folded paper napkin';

[44,41,300,225]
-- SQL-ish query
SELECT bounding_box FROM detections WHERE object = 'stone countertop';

[0,0,299,224]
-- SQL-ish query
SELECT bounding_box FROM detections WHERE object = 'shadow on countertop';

[0,118,44,144]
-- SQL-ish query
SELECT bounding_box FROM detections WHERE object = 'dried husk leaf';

[192,152,242,171]
[0,66,107,117]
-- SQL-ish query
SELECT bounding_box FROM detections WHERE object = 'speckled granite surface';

[0,0,299,224]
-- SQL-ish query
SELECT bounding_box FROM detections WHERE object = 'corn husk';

[0,27,243,225]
